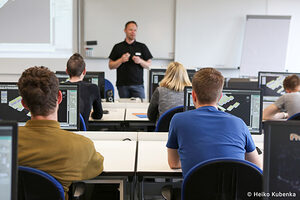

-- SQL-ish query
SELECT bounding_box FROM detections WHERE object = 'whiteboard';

[175,0,266,69]
[240,15,291,76]
[83,0,175,59]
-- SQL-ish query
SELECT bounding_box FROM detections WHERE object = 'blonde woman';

[147,62,192,122]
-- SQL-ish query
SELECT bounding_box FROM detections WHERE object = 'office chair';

[79,113,87,131]
[155,106,184,132]
[287,112,300,120]
[18,166,65,200]
[181,158,263,200]
[104,79,114,100]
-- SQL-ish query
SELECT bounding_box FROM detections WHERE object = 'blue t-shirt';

[166,106,256,177]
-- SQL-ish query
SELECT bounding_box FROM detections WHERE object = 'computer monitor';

[149,68,196,100]
[258,71,300,102]
[55,71,105,98]
[184,86,262,134]
[0,82,80,130]
[263,121,300,197]
[0,121,18,200]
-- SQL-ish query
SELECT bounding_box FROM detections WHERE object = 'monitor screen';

[0,121,18,200]
[263,121,300,197]
[0,83,80,130]
[55,71,105,98]
[258,71,300,102]
[149,68,196,100]
[184,86,262,134]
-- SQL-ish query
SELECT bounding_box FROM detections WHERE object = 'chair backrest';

[155,106,184,132]
[18,166,65,200]
[287,112,300,120]
[182,158,263,200]
[104,79,114,98]
[79,113,87,131]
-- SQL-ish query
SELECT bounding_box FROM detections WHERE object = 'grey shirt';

[274,92,300,117]
[147,87,184,122]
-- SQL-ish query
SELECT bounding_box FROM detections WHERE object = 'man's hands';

[121,53,141,64]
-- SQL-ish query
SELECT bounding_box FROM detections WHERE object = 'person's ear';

[192,90,197,106]
[82,68,87,76]
[57,90,62,105]
[21,98,29,110]
[66,69,69,75]
[218,92,223,102]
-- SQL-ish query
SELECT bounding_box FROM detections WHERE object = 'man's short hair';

[283,75,300,91]
[192,68,224,104]
[125,21,137,29]
[66,53,86,77]
[18,66,59,116]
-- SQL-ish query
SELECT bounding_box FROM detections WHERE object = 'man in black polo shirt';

[108,21,153,99]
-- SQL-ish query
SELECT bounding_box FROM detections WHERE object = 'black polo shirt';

[109,40,153,86]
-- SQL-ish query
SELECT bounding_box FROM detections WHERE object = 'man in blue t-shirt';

[166,68,261,176]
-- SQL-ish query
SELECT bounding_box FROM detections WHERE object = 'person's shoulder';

[61,130,94,145]
[80,81,98,89]
[114,41,126,47]
[135,41,147,47]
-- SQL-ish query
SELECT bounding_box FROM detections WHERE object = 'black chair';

[182,158,263,200]
[287,112,300,120]
[155,106,184,132]
[18,166,84,200]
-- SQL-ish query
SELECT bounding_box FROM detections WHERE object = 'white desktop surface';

[90,108,125,121]
[125,108,149,121]
[137,141,181,173]
[75,131,138,141]
[138,132,168,141]
[102,101,149,109]
[93,140,136,172]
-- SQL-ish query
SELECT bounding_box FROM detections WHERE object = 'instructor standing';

[109,21,153,99]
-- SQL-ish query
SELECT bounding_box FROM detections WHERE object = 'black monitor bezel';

[183,86,193,111]
[0,82,80,131]
[59,83,80,131]
[263,120,300,195]
[222,87,263,135]
[183,86,263,134]
[0,121,18,200]
[149,68,196,101]
[258,71,300,99]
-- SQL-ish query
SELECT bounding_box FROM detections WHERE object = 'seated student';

[147,62,191,122]
[263,74,300,120]
[66,53,103,127]
[18,66,104,199]
[166,68,261,177]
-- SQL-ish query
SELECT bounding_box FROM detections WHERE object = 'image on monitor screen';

[149,69,196,100]
[258,71,300,102]
[0,82,79,130]
[264,121,300,197]
[0,122,18,200]
[184,86,262,134]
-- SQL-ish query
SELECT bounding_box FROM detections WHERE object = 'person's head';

[159,62,191,92]
[18,66,62,117]
[66,53,86,78]
[283,75,300,93]
[124,21,137,41]
[192,68,224,107]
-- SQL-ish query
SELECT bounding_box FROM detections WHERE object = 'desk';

[138,132,168,141]
[75,131,138,141]
[84,140,137,200]
[136,141,182,199]
[89,103,155,131]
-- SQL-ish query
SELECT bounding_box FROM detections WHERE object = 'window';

[0,0,73,58]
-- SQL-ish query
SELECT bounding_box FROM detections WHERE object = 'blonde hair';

[159,62,192,92]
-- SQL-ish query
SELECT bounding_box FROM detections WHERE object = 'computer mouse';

[103,110,109,114]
